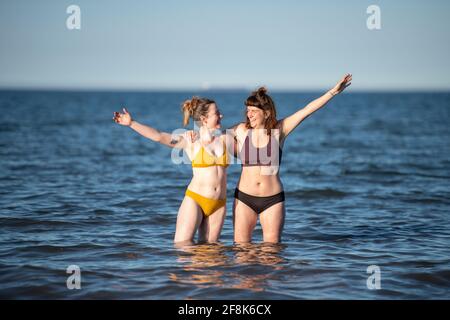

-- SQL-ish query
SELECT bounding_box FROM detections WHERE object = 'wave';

[286,188,349,199]
[0,217,78,228]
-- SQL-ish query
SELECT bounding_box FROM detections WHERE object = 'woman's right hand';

[113,108,132,126]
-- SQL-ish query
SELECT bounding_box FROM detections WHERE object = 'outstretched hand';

[330,74,352,95]
[113,108,132,126]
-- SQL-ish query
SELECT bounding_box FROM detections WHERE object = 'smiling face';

[246,105,267,129]
[244,87,278,135]
[201,103,223,130]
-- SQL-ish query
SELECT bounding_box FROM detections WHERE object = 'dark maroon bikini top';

[240,129,283,167]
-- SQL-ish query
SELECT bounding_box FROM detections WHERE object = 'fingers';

[113,109,131,125]
[339,75,352,89]
[344,74,352,87]
[187,131,199,143]
[340,73,351,82]
[188,131,195,142]
[112,111,122,123]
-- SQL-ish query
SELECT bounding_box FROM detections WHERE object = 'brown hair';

[181,96,215,126]
[245,87,278,135]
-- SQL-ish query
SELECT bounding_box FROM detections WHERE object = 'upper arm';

[158,132,187,149]
[279,107,310,139]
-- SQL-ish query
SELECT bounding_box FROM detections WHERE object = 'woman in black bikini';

[232,74,352,243]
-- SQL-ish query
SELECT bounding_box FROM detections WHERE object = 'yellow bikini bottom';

[185,189,226,217]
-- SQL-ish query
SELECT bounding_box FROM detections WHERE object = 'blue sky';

[0,0,449,90]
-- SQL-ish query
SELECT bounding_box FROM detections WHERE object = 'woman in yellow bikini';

[113,97,229,245]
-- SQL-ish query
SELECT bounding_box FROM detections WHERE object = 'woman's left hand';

[187,130,199,143]
[113,108,132,126]
[330,73,352,95]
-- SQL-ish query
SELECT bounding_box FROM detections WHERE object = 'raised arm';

[113,108,186,149]
[279,74,352,139]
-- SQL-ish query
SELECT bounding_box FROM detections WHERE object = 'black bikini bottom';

[234,188,285,214]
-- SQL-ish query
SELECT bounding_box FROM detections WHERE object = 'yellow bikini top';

[192,141,229,168]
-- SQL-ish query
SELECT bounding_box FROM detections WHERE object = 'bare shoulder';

[233,123,248,141]
[235,122,247,134]
[227,122,245,132]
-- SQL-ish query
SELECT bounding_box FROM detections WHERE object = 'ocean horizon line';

[1,86,449,94]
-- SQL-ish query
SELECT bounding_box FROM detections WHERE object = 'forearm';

[129,120,185,148]
[281,90,337,137]
[302,89,337,117]
[281,74,350,137]
[129,120,163,142]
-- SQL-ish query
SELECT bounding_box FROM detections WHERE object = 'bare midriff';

[237,166,283,196]
[188,166,227,199]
